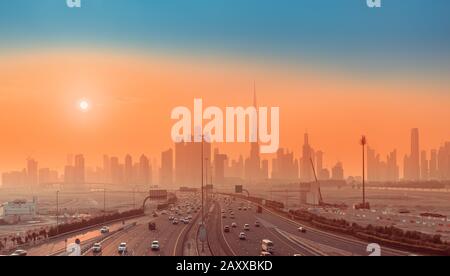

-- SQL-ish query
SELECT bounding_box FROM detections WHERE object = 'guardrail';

[55,222,138,256]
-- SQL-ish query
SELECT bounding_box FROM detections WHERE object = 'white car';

[151,241,160,251]
[244,224,250,231]
[298,227,307,233]
[173,218,179,225]
[118,242,127,254]
[231,222,237,228]
[100,226,110,234]
[92,243,102,253]
[239,232,247,240]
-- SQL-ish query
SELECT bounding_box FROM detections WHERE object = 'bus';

[261,239,275,254]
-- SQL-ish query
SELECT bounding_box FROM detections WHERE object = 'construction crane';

[310,158,324,205]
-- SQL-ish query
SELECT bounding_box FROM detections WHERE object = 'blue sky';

[1,0,449,73]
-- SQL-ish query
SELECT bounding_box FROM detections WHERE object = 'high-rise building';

[437,142,450,180]
[110,157,122,185]
[74,154,85,185]
[271,148,299,180]
[27,158,38,189]
[175,137,211,187]
[429,149,438,180]
[300,133,315,182]
[139,154,151,186]
[103,155,111,183]
[367,147,399,182]
[411,128,420,179]
[331,162,344,181]
[420,150,429,180]
[160,149,174,187]
[214,152,228,185]
[124,154,133,185]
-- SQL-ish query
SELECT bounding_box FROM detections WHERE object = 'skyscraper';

[27,158,38,189]
[160,149,174,187]
[331,162,344,181]
[410,128,420,180]
[429,149,438,180]
[74,154,85,186]
[300,133,315,182]
[420,150,429,180]
[124,154,133,185]
[139,154,151,186]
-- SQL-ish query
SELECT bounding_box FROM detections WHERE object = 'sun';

[78,99,90,112]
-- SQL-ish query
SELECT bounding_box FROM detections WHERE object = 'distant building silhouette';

[404,128,420,181]
[160,149,174,187]
[331,162,344,181]
[300,133,315,182]
[271,148,299,180]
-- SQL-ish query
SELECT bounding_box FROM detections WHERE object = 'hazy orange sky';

[0,48,449,178]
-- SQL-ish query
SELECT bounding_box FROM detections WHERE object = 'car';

[260,251,272,256]
[118,243,127,254]
[255,221,260,227]
[231,222,237,228]
[239,232,247,240]
[238,207,242,211]
[224,226,230,233]
[92,243,102,253]
[173,219,179,225]
[230,214,235,219]
[183,218,189,224]
[298,227,307,233]
[244,224,250,231]
[100,226,110,234]
[222,214,227,219]
[10,249,27,256]
[243,207,247,211]
[151,241,160,251]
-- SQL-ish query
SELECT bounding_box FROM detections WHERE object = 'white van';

[261,239,275,253]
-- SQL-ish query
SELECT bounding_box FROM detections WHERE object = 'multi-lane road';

[210,195,410,256]
[22,193,414,256]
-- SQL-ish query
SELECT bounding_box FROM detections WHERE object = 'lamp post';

[56,190,59,235]
[360,135,367,207]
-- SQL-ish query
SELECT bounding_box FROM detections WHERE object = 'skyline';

[2,127,449,189]
[1,50,449,177]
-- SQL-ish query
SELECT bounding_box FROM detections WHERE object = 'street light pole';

[56,190,59,235]
[201,136,205,253]
[103,186,106,223]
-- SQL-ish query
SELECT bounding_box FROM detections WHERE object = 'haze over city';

[1,0,449,258]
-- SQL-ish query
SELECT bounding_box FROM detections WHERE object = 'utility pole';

[360,136,367,208]
[103,186,106,223]
[56,190,59,235]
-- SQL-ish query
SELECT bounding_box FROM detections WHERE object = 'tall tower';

[246,83,262,182]
[410,128,420,180]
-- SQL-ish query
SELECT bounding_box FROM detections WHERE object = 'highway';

[211,195,410,256]
[27,216,147,256]
[22,192,413,256]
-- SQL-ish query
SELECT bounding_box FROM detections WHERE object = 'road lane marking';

[218,202,237,256]
[235,197,408,256]
[172,224,189,256]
